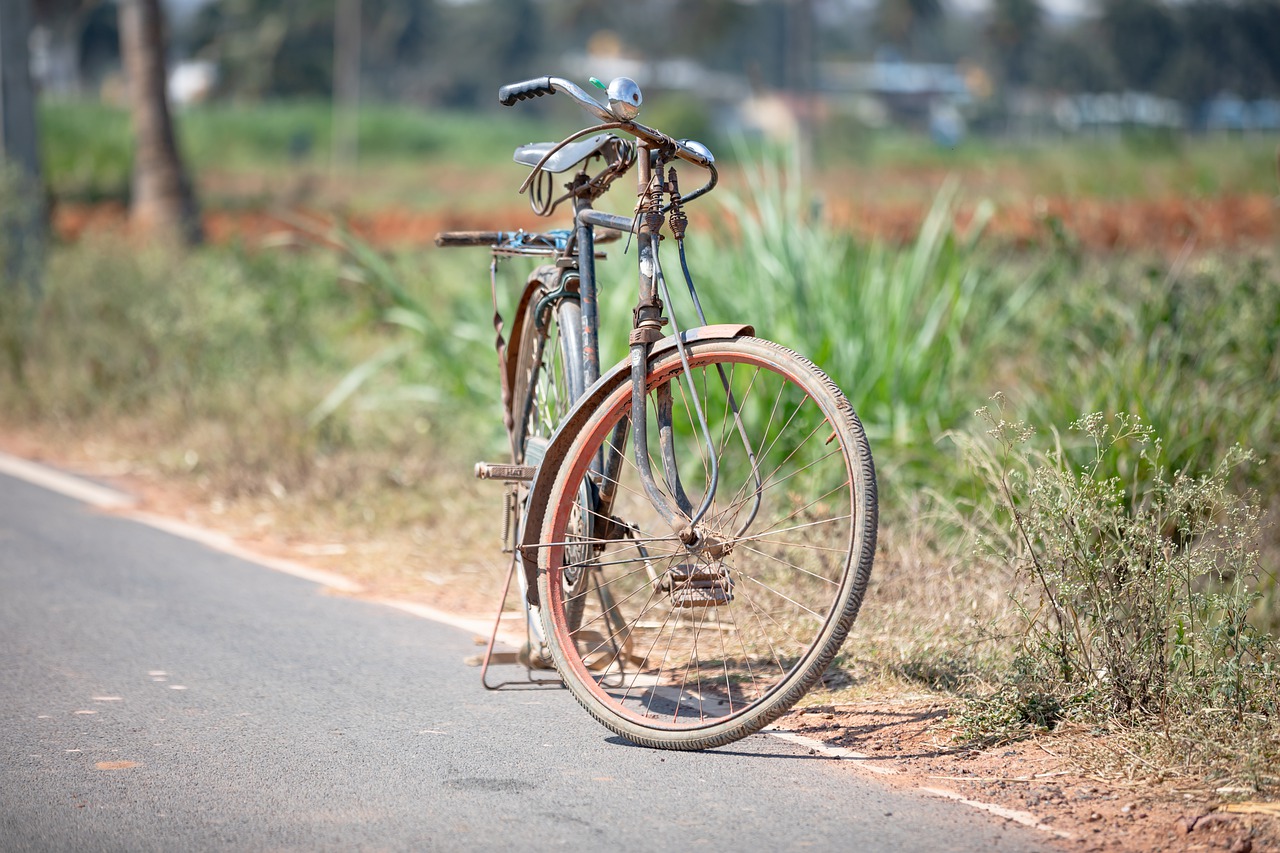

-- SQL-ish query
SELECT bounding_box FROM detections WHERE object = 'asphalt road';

[0,469,1051,852]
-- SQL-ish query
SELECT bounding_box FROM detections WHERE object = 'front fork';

[594,148,763,552]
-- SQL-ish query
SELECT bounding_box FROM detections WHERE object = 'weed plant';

[682,149,1033,476]
[956,397,1279,790]
[299,219,516,455]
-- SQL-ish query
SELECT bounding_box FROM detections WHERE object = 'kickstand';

[478,550,561,690]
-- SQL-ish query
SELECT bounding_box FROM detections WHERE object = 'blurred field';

[18,96,1280,595]
[41,100,1278,252]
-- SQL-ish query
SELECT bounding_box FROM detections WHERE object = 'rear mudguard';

[518,324,753,606]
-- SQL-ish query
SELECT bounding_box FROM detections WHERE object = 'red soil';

[51,192,1277,255]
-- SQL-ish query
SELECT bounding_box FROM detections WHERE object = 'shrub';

[958,395,1280,787]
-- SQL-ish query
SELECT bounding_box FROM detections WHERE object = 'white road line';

[918,787,1075,839]
[766,729,899,774]
[374,598,511,641]
[0,451,364,594]
[767,734,1077,840]
[0,451,136,509]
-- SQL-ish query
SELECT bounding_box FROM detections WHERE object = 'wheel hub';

[654,563,734,608]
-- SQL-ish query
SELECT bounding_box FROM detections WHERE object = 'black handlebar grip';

[498,76,556,107]
[435,231,505,247]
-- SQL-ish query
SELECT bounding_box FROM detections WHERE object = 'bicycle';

[436,75,878,751]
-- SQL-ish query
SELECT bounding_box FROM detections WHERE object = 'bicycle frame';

[470,75,764,673]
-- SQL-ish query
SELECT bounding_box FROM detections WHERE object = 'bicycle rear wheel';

[508,278,593,647]
[509,290,584,465]
[537,337,877,750]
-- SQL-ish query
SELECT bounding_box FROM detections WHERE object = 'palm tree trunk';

[118,0,202,244]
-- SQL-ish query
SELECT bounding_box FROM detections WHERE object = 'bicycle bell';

[606,77,643,120]
[678,139,715,164]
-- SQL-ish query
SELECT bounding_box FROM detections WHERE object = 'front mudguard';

[518,324,753,606]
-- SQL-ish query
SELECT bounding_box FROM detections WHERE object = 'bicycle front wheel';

[537,337,877,750]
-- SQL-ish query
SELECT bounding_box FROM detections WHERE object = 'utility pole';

[0,0,46,296]
[332,0,360,172]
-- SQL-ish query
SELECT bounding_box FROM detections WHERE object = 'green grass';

[3,239,344,419]
[38,98,564,200]
[38,101,135,201]
[663,151,1041,491]
[1013,253,1280,483]
[40,97,1280,204]
[818,127,1278,197]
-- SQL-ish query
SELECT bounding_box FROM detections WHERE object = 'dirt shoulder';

[773,700,1276,852]
[2,431,1276,852]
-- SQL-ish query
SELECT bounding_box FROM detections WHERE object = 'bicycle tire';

[537,337,877,750]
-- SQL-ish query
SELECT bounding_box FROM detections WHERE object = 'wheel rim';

[516,298,582,464]
[542,342,870,734]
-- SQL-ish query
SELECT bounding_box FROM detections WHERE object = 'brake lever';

[676,163,718,207]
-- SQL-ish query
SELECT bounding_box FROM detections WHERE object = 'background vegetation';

[170,0,1280,110]
[6,37,1280,794]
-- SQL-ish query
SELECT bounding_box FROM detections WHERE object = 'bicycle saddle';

[513,133,615,173]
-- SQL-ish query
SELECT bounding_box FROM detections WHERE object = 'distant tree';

[986,0,1042,89]
[431,0,539,107]
[1146,0,1280,105]
[874,0,944,55]
[1,0,46,324]
[189,0,335,97]
[1096,0,1177,91]
[1237,0,1280,92]
[190,0,438,100]
[118,0,202,244]
[1030,27,1117,93]
[1158,1,1241,104]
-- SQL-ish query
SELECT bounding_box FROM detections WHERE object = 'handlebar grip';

[435,231,505,247]
[498,76,556,107]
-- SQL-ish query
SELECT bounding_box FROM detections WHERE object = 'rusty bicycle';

[436,75,877,750]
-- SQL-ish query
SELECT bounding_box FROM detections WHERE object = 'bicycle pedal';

[517,641,556,670]
[671,586,733,608]
[474,462,536,482]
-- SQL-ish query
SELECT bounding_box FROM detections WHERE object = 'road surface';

[0,468,1051,851]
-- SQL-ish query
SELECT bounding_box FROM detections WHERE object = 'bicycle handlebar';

[498,75,715,172]
[497,76,559,107]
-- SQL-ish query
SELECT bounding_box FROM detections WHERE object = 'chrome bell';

[678,139,715,164]
[606,77,643,120]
